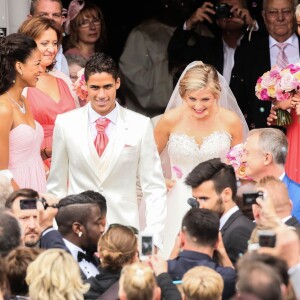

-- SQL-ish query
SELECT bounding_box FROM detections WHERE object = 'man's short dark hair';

[5,188,39,209]
[185,158,237,199]
[0,209,21,257]
[84,52,119,82]
[182,208,220,247]
[55,192,107,236]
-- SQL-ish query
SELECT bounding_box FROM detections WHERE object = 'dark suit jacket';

[285,216,300,227]
[168,250,236,300]
[282,174,300,222]
[231,33,300,128]
[84,268,120,300]
[221,209,255,265]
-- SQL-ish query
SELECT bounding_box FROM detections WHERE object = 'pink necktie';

[94,118,110,156]
[276,43,288,69]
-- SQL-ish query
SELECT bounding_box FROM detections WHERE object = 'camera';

[214,3,233,19]
[242,191,264,205]
[139,234,154,261]
[19,199,37,210]
[258,230,276,248]
[187,198,200,209]
[19,198,59,210]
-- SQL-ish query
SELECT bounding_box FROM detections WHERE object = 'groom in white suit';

[47,53,167,248]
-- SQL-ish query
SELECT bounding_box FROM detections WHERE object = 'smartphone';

[258,230,276,248]
[243,191,264,205]
[139,234,154,260]
[19,199,37,210]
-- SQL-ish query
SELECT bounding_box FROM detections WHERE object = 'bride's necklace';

[6,91,26,114]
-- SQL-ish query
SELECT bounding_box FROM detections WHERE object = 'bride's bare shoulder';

[157,107,184,126]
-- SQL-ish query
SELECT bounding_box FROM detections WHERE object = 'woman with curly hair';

[26,248,89,300]
[84,224,139,300]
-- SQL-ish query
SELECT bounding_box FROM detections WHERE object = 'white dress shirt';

[63,239,99,278]
[54,46,70,77]
[88,101,119,140]
[219,205,239,230]
[269,34,300,67]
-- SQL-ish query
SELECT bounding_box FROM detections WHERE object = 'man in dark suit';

[185,158,255,265]
[253,176,300,227]
[39,191,107,279]
[168,0,258,123]
[231,0,299,128]
[167,208,236,300]
[243,128,300,221]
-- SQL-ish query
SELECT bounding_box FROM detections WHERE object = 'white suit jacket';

[47,103,167,248]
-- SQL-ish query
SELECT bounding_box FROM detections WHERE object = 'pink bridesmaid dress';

[286,109,300,183]
[27,77,76,168]
[9,121,46,192]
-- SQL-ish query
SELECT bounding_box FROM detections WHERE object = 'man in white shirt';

[47,52,167,250]
[41,192,107,279]
[28,0,69,76]
[185,158,255,265]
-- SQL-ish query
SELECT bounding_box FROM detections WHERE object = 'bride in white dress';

[154,61,249,259]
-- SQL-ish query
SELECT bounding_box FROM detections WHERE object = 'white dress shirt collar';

[63,238,99,278]
[88,101,119,125]
[279,172,286,181]
[269,33,299,67]
[63,238,85,259]
[281,215,292,224]
[220,205,239,230]
[269,34,297,49]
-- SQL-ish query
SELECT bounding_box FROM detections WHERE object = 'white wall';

[0,0,31,35]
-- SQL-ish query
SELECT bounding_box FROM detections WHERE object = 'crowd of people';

[0,0,300,299]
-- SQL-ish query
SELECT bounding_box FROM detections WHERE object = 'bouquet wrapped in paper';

[255,63,300,126]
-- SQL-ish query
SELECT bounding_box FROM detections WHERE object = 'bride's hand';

[165,178,176,191]
[266,106,277,126]
[296,103,300,116]
[273,99,292,110]
[291,94,300,110]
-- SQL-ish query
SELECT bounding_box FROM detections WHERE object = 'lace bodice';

[168,131,232,178]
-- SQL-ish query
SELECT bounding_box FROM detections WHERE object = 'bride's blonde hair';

[179,62,221,99]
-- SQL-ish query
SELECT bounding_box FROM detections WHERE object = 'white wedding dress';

[159,130,232,259]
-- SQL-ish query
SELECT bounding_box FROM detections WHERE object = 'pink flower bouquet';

[226,143,252,181]
[255,63,300,126]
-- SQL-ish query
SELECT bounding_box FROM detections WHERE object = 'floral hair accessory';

[255,63,300,126]
[65,0,85,34]
[226,143,252,181]
[73,67,88,101]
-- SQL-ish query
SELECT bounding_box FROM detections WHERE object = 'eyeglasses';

[108,223,139,235]
[79,18,101,28]
[265,9,293,19]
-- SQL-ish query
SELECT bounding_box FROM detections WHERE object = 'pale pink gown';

[9,121,46,192]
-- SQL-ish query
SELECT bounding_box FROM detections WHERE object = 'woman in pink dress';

[0,33,46,192]
[18,17,78,170]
